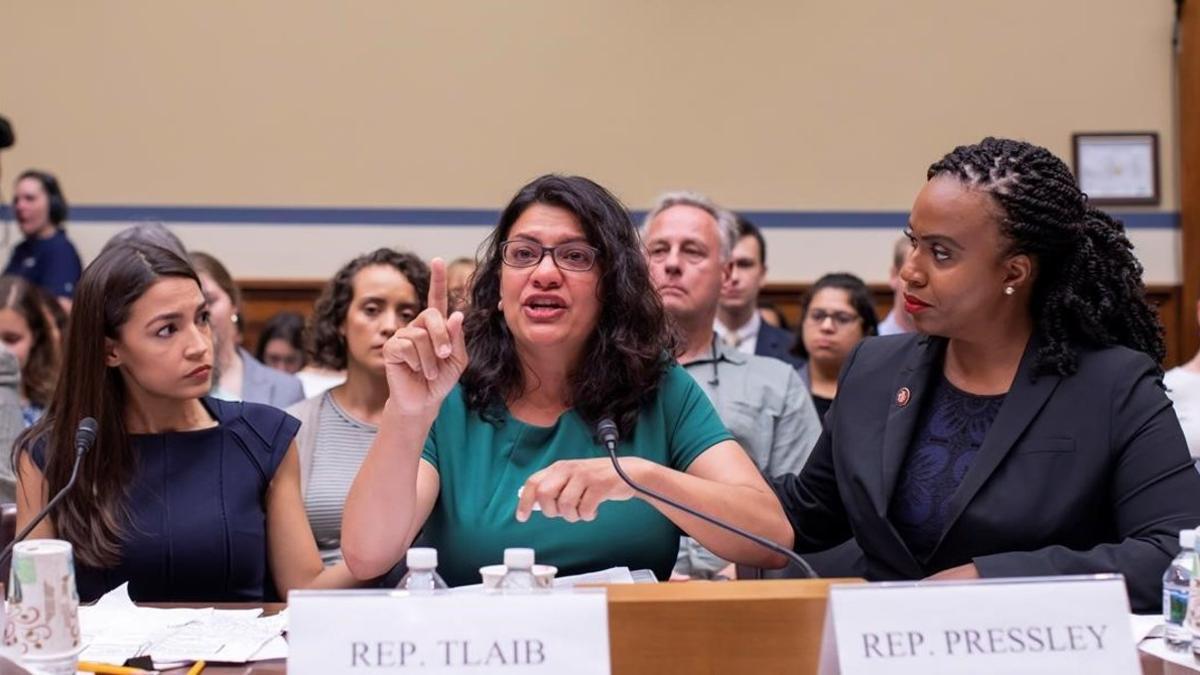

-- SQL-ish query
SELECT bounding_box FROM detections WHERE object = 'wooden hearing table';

[143,579,851,674]
[141,580,1190,675]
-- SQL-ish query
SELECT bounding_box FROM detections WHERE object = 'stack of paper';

[78,584,288,667]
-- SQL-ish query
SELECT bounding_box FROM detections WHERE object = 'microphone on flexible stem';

[0,417,99,567]
[596,417,817,579]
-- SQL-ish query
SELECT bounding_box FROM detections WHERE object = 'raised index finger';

[427,257,448,316]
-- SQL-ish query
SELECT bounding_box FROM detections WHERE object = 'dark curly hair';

[309,248,431,370]
[791,272,879,360]
[927,137,1165,376]
[460,174,678,436]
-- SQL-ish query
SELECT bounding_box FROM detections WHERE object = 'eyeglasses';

[500,240,600,272]
[806,309,860,327]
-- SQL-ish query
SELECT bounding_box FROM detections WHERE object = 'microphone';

[596,417,817,578]
[0,417,99,567]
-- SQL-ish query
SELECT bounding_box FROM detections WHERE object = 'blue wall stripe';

[0,205,1180,230]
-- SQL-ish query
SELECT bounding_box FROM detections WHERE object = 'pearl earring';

[497,299,503,310]
[1004,286,1015,296]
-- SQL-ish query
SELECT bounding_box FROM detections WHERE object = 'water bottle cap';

[407,547,438,568]
[503,547,535,568]
[1181,529,1197,549]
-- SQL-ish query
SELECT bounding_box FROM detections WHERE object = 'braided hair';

[927,137,1164,376]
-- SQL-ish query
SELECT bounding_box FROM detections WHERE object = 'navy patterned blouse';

[890,375,1005,560]
[33,398,298,602]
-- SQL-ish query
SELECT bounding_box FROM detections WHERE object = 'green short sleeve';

[659,364,734,471]
[420,387,468,471]
[420,423,438,470]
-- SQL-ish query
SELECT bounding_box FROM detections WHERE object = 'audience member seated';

[791,273,879,425]
[4,170,82,309]
[446,256,477,313]
[257,311,306,374]
[342,175,791,586]
[715,217,802,367]
[0,276,60,426]
[642,191,821,579]
[13,243,358,602]
[878,234,916,335]
[1165,299,1200,464]
[289,249,428,565]
[771,138,1200,612]
[0,345,22,501]
[757,301,790,331]
[189,252,305,408]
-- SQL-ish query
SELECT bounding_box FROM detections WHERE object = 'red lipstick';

[903,294,931,314]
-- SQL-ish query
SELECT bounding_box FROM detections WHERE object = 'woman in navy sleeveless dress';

[14,243,358,602]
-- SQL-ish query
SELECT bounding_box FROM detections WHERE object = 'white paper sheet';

[77,583,286,665]
[246,635,289,662]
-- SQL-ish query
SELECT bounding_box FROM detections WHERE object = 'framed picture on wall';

[1071,132,1160,205]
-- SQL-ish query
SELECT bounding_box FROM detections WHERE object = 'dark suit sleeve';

[974,353,1200,610]
[770,342,864,553]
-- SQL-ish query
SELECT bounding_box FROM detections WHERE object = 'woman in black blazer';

[772,137,1200,612]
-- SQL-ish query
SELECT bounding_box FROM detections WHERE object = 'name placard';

[819,575,1139,675]
[288,590,610,675]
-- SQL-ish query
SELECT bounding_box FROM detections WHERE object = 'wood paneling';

[1181,0,1200,364]
[238,279,328,355]
[237,279,1185,369]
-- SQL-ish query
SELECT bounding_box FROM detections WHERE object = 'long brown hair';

[0,275,60,408]
[13,244,202,568]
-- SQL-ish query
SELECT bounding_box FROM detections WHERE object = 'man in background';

[877,234,914,335]
[643,191,821,579]
[715,216,802,367]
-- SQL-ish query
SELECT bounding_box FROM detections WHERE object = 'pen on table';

[186,660,206,675]
[77,662,157,675]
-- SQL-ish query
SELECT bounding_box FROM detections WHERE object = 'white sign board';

[288,590,610,675]
[820,575,1139,675]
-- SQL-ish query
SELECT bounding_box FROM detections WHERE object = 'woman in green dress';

[342,175,791,585]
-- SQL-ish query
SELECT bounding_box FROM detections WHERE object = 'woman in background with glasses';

[791,273,879,426]
[342,174,791,586]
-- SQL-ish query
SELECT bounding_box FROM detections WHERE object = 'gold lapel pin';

[896,387,911,407]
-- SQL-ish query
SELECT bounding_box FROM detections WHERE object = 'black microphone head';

[75,417,99,455]
[595,417,619,446]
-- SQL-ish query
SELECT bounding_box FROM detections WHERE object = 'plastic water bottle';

[497,548,539,592]
[397,548,448,593]
[1164,528,1197,649]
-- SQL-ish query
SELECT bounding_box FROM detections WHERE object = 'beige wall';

[0,0,1180,280]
